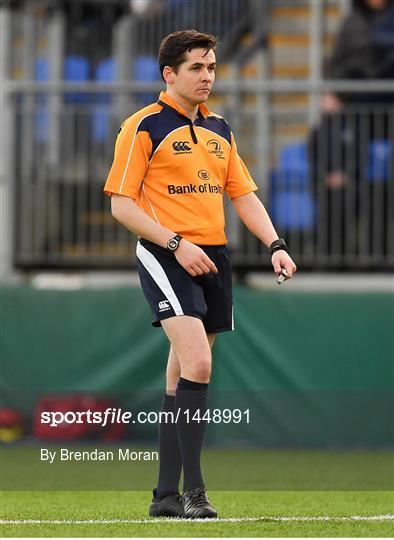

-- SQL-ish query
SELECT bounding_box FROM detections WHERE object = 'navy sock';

[175,377,208,491]
[156,393,182,496]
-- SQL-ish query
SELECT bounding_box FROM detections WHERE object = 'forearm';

[232,192,279,248]
[111,194,175,248]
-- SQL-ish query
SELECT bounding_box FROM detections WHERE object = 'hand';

[175,239,218,277]
[271,250,297,280]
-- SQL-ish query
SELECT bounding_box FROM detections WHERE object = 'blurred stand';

[0,0,393,279]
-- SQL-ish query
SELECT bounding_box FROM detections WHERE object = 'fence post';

[308,0,323,126]
[0,4,17,281]
[113,14,136,119]
[48,6,65,169]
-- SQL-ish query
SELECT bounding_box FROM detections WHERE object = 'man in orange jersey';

[104,30,296,519]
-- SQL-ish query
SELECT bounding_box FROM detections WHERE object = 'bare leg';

[161,316,215,382]
[166,332,216,394]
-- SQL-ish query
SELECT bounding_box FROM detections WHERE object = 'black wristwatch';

[270,238,289,255]
[167,234,183,252]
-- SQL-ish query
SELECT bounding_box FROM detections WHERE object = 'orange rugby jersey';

[104,91,257,245]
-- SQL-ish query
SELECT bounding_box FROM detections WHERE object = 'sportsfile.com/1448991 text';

[40,408,251,428]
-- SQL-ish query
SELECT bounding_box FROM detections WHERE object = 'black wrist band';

[270,238,289,255]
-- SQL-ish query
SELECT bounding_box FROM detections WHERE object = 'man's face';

[168,48,216,105]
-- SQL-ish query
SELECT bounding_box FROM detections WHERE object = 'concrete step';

[271,5,341,18]
[271,94,309,107]
[270,15,341,35]
[269,34,335,48]
[271,64,310,78]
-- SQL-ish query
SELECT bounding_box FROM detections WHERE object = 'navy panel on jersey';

[196,116,231,145]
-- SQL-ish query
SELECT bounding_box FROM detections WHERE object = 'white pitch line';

[1,515,393,525]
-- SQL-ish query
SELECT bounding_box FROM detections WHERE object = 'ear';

[163,66,175,84]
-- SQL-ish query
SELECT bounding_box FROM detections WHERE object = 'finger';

[284,262,296,278]
[283,264,292,278]
[203,255,218,273]
[186,266,197,277]
[191,264,204,276]
[273,261,282,274]
[288,260,297,276]
[196,261,212,274]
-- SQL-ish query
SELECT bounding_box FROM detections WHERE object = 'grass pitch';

[1,490,393,537]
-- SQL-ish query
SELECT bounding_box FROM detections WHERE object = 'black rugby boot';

[148,489,183,517]
[182,487,217,519]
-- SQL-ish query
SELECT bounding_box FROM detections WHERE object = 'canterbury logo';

[172,141,191,152]
[158,300,170,311]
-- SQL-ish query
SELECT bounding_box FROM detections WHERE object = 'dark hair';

[158,29,217,81]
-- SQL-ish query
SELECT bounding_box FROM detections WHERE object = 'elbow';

[110,194,137,229]
[111,197,121,221]
[110,194,133,220]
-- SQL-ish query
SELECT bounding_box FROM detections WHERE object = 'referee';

[104,30,296,519]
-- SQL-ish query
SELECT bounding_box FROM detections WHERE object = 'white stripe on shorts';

[136,241,184,316]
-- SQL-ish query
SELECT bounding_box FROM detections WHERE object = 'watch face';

[168,238,178,251]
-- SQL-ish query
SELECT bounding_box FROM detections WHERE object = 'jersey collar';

[158,91,210,119]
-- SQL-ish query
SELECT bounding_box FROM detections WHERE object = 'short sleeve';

[103,116,152,198]
[225,133,258,199]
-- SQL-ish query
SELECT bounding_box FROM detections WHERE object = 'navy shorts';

[136,239,233,333]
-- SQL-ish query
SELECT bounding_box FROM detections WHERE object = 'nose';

[201,68,213,82]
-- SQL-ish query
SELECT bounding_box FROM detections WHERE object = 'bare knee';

[186,351,212,383]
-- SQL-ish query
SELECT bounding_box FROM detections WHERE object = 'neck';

[166,88,199,120]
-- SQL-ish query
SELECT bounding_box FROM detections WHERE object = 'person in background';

[308,0,393,254]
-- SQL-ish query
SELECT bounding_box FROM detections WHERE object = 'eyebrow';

[189,62,216,68]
